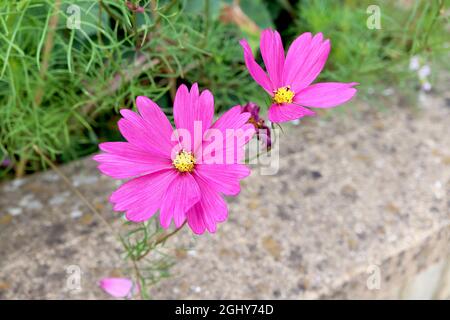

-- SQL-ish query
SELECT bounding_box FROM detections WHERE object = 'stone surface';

[0,89,449,299]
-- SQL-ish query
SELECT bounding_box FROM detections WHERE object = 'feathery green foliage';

[1,0,449,179]
[0,0,261,178]
[289,0,449,107]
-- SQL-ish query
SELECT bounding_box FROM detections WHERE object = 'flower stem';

[154,221,187,246]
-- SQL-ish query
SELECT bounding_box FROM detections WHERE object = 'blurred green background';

[0,0,448,179]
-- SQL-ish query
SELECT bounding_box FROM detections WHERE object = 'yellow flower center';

[273,86,295,104]
[173,150,196,173]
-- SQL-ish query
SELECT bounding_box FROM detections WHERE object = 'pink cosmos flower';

[94,84,255,234]
[240,29,358,123]
[99,277,139,298]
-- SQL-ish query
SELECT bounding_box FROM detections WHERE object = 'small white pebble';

[12,179,25,188]
[49,192,70,206]
[8,207,23,216]
[27,200,43,210]
[70,210,83,219]
[72,174,98,187]
[191,286,201,293]
[19,194,35,206]
[187,250,197,257]
[4,179,25,191]
[387,234,397,243]
[42,173,60,182]
[354,223,365,235]
[375,159,385,168]
[433,181,444,200]
[19,194,43,210]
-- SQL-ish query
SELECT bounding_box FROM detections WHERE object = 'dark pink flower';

[1,157,11,167]
[94,84,255,234]
[241,102,271,150]
[125,1,145,13]
[240,29,358,123]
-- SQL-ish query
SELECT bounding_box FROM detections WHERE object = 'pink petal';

[260,29,285,88]
[93,142,172,179]
[136,95,174,146]
[185,204,206,234]
[202,106,254,164]
[284,33,330,92]
[159,173,201,229]
[118,108,174,157]
[282,32,312,86]
[268,104,315,123]
[194,163,250,196]
[187,175,228,234]
[99,277,135,298]
[173,84,214,153]
[202,124,255,165]
[110,170,177,222]
[209,105,251,132]
[229,123,255,163]
[292,39,330,92]
[294,82,358,108]
[239,39,273,94]
[198,89,215,132]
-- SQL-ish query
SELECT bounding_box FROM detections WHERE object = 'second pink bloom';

[240,29,358,123]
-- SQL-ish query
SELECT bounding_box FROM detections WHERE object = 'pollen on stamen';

[173,150,196,173]
[273,86,295,104]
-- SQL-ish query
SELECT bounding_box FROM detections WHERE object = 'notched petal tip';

[188,83,200,100]
[300,31,312,39]
[314,32,324,41]
[199,87,213,104]
[176,83,189,95]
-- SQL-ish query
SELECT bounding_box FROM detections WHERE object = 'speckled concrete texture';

[0,88,449,299]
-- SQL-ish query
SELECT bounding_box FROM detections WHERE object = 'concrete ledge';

[0,91,449,299]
